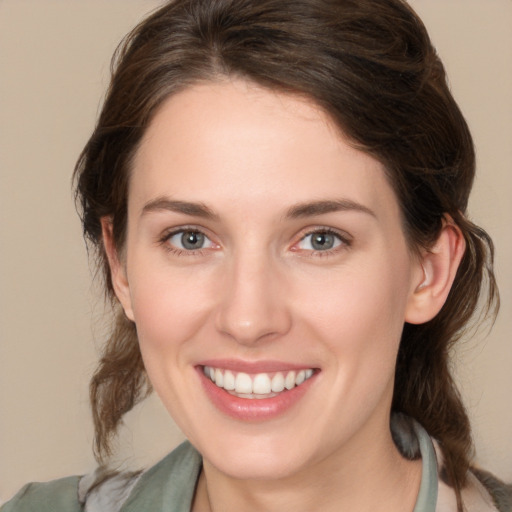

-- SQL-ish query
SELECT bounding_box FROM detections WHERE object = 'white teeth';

[285,371,296,390]
[235,372,253,394]
[223,370,235,390]
[252,373,271,394]
[271,373,285,392]
[295,370,306,386]
[214,368,223,388]
[203,366,315,397]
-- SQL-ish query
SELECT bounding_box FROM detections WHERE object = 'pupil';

[182,231,204,250]
[312,233,334,250]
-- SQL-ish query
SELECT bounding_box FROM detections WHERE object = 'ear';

[101,217,135,321]
[405,217,465,324]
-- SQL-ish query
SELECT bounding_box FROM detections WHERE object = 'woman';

[2,0,509,511]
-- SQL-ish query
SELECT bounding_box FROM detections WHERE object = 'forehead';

[130,79,400,223]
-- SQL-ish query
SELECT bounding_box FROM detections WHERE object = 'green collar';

[412,420,438,512]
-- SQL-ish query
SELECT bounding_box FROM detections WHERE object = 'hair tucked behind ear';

[75,1,499,507]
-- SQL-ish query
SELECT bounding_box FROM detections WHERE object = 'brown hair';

[74,0,498,507]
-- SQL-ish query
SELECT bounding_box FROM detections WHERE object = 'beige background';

[0,0,510,503]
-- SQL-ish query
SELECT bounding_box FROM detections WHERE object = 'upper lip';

[197,358,317,373]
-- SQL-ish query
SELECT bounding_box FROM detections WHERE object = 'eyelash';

[158,226,352,257]
[158,226,217,257]
[292,228,352,257]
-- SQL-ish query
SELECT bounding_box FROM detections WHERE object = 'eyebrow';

[141,197,375,221]
[141,198,219,220]
[285,199,376,219]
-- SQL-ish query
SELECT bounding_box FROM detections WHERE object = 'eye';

[295,230,347,252]
[165,229,216,252]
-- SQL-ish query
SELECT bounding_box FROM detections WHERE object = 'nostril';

[214,304,292,345]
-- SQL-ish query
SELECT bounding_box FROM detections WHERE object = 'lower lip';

[197,367,317,421]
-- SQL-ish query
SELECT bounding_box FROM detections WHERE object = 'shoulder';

[1,476,82,512]
[80,441,202,512]
[435,442,512,512]
[391,413,511,512]
[1,442,201,512]
[470,468,512,512]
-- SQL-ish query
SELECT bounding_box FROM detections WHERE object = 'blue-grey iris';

[182,231,205,250]
[311,233,335,250]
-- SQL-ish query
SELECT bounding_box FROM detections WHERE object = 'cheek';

[127,263,216,359]
[126,267,216,421]
[303,266,411,418]
[302,258,411,335]
[296,254,413,379]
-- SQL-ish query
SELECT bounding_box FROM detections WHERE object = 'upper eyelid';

[288,227,353,257]
[296,226,352,243]
[158,226,216,249]
[160,225,213,239]
[159,227,218,255]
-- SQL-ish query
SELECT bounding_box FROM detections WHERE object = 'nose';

[214,251,292,346]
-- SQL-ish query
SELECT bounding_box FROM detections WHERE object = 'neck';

[192,419,422,512]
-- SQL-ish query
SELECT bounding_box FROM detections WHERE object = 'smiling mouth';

[202,366,316,399]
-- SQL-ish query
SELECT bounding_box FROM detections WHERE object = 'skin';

[103,79,465,511]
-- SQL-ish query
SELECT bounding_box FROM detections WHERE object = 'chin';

[196,429,316,481]
[209,448,307,481]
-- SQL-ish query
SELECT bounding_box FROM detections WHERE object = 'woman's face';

[113,79,424,480]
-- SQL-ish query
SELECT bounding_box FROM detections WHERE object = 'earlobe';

[101,217,135,321]
[405,217,465,325]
